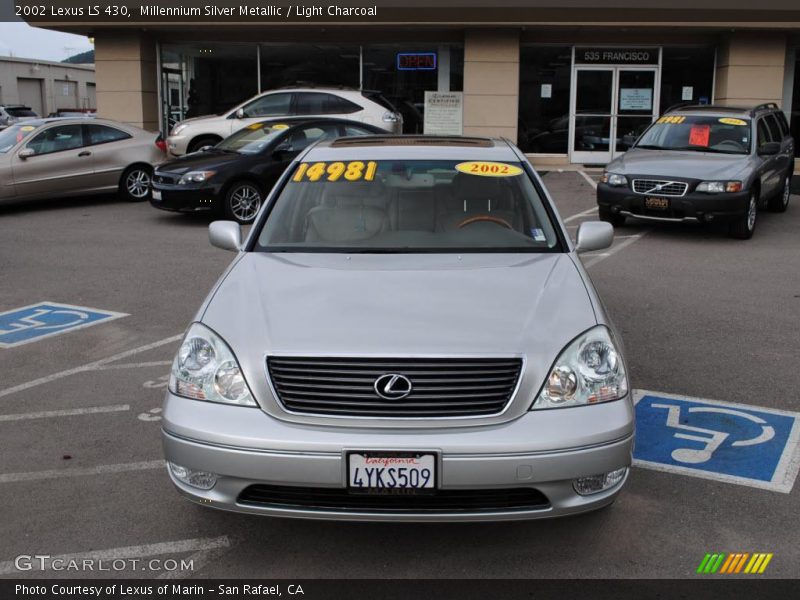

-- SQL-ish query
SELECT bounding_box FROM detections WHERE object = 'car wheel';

[224,181,262,224]
[598,206,626,227]
[187,136,220,154]
[768,176,791,213]
[120,165,152,202]
[729,190,758,239]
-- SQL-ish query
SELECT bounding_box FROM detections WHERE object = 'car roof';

[668,103,780,119]
[251,116,379,128]
[304,135,519,162]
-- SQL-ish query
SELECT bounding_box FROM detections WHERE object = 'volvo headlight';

[601,172,627,187]
[696,181,742,193]
[178,170,215,185]
[169,323,256,406]
[170,123,188,136]
[531,326,628,410]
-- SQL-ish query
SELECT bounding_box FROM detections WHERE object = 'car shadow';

[0,194,122,216]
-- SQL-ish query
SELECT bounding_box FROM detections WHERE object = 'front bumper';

[597,183,750,222]
[150,183,219,213]
[162,393,634,521]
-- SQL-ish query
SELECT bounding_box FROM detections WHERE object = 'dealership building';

[35,1,800,167]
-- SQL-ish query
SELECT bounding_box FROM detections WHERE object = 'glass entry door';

[570,67,658,164]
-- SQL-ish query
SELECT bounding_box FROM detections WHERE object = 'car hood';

[201,252,599,419]
[156,150,245,174]
[609,148,749,180]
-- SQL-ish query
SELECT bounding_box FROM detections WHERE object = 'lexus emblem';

[374,373,413,400]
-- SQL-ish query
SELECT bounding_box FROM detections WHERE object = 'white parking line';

[583,232,649,268]
[579,170,599,189]
[94,361,173,371]
[0,334,182,400]
[0,536,231,575]
[563,206,598,223]
[0,404,130,422]
[0,460,164,484]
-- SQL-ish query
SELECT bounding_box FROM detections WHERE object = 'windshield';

[255,159,560,253]
[216,122,288,154]
[7,107,37,118]
[636,115,751,154]
[0,124,39,153]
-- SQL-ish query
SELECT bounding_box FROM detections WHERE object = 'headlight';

[531,326,628,410]
[382,111,402,123]
[170,123,188,136]
[601,172,627,187]
[169,323,256,406]
[178,170,215,185]
[696,181,742,193]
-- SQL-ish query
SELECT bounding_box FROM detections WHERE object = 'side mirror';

[272,142,293,160]
[758,141,780,156]
[209,220,242,252]
[18,148,35,159]
[575,221,614,254]
[235,108,246,119]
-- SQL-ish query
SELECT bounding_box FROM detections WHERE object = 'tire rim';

[783,178,790,208]
[126,169,150,198]
[229,184,261,222]
[747,195,757,231]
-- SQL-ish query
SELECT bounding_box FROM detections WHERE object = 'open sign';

[397,53,437,71]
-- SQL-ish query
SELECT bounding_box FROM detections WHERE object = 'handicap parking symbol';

[0,302,128,348]
[634,390,800,493]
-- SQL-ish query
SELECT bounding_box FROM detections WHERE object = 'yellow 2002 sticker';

[719,117,747,126]
[293,161,378,183]
[20,125,35,132]
[272,123,289,130]
[455,161,523,177]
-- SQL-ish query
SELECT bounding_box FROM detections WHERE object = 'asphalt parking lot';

[0,171,798,579]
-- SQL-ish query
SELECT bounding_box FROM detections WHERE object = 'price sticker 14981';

[293,161,378,183]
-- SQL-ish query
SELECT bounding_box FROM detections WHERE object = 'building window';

[518,46,572,154]
[258,43,360,91]
[659,47,715,113]
[362,44,463,133]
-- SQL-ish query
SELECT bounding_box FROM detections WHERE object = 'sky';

[0,22,92,62]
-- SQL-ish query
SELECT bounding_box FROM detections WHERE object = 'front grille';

[632,179,688,196]
[238,485,550,513]
[267,356,523,418]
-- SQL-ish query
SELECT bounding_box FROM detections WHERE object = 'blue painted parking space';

[0,302,128,348]
[633,390,800,493]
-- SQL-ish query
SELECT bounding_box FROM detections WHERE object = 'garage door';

[17,78,44,116]
[55,79,78,110]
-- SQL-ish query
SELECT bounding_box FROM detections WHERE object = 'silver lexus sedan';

[162,135,634,521]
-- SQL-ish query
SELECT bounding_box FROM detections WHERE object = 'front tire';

[598,205,626,227]
[223,181,263,224]
[187,136,221,154]
[729,190,758,239]
[768,176,791,213]
[120,165,152,202]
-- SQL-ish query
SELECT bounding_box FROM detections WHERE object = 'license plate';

[645,196,669,210]
[348,452,436,492]
[151,189,162,201]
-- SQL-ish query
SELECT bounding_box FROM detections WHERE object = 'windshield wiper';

[670,146,744,155]
[634,144,666,150]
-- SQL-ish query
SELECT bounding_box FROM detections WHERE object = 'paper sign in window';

[689,124,710,147]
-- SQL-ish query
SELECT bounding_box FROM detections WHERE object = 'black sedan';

[150,118,385,223]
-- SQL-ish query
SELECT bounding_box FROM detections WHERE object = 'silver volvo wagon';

[162,135,634,521]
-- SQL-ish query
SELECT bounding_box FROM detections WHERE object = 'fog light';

[573,467,627,495]
[168,462,217,490]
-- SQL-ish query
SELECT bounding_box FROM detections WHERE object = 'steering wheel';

[457,215,513,230]
[712,140,747,152]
